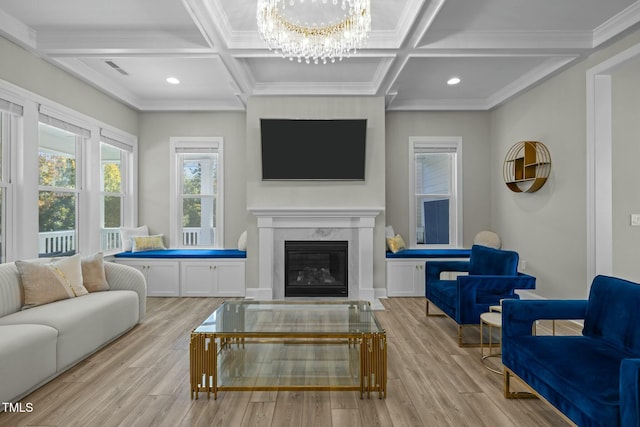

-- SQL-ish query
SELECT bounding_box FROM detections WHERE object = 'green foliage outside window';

[38,154,76,232]
[102,162,122,228]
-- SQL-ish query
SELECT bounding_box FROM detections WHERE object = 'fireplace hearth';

[285,240,348,297]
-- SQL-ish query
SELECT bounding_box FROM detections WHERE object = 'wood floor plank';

[0,296,574,427]
[240,401,276,427]
[331,408,362,427]
[271,391,304,427]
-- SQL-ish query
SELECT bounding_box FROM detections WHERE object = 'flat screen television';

[260,118,367,180]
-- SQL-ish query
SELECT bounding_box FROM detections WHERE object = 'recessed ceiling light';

[166,77,180,85]
[447,77,461,85]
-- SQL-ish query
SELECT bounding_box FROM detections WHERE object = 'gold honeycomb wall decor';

[503,141,551,193]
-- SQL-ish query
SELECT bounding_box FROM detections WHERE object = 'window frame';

[408,136,463,248]
[0,110,18,263]
[99,130,135,253]
[37,118,86,257]
[169,137,224,249]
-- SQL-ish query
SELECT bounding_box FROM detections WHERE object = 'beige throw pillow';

[386,234,407,254]
[120,225,149,252]
[81,252,109,292]
[16,254,88,309]
[131,234,166,252]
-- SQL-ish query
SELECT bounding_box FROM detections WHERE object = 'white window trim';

[99,134,137,254]
[0,111,18,262]
[38,121,85,257]
[408,136,463,248]
[169,137,224,249]
[0,78,138,259]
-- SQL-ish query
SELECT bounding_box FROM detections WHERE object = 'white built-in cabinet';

[386,260,426,297]
[180,260,245,297]
[386,257,469,297]
[115,258,245,297]
[115,259,180,297]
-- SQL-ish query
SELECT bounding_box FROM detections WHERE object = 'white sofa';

[0,261,146,404]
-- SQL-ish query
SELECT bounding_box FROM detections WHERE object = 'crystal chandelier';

[256,0,371,64]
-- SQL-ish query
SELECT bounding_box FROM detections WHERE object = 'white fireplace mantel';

[248,207,383,306]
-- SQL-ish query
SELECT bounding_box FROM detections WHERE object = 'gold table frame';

[190,301,387,400]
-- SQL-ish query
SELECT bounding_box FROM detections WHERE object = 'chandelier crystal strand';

[257,0,371,64]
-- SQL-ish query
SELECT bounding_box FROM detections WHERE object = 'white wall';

[490,29,640,299]
[244,96,386,290]
[137,112,247,247]
[612,59,640,283]
[0,37,137,135]
[385,111,492,248]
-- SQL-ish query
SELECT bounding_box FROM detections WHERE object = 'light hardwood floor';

[0,297,575,427]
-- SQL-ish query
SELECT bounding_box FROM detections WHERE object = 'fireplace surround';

[248,207,383,306]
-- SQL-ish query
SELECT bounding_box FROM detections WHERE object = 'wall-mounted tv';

[260,118,367,180]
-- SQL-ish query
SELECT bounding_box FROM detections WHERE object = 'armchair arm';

[502,299,587,338]
[104,261,147,322]
[620,359,640,426]
[425,260,470,283]
[458,273,535,294]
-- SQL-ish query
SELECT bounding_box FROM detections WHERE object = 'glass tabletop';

[193,300,384,335]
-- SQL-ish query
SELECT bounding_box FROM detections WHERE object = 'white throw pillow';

[120,225,149,252]
[237,230,247,251]
[385,225,396,239]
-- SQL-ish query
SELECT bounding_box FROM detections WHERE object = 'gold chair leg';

[457,324,487,348]
[504,368,536,399]
[425,299,445,317]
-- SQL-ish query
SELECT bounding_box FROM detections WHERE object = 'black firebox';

[284,240,348,297]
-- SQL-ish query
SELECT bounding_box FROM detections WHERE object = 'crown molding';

[418,30,594,50]
[592,1,640,48]
[0,8,36,50]
[37,29,209,52]
[485,55,579,108]
[252,81,377,96]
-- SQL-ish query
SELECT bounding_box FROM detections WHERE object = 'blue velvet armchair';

[425,244,536,346]
[502,275,640,427]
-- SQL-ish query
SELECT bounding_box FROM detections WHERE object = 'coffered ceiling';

[1,0,639,111]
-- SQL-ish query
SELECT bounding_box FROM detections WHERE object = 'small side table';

[480,307,503,375]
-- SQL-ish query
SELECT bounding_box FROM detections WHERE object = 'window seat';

[385,248,471,259]
[114,249,247,259]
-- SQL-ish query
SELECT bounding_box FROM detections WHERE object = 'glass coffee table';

[190,300,386,400]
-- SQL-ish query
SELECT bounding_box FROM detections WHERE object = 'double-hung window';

[99,130,135,252]
[38,113,89,257]
[170,138,223,248]
[0,97,21,263]
[409,137,462,248]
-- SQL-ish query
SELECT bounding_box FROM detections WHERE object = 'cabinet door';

[143,261,180,297]
[116,260,146,276]
[386,260,423,297]
[213,261,246,297]
[181,262,214,297]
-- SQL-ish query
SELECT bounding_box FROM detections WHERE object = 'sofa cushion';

[0,291,139,371]
[468,245,518,276]
[16,255,89,309]
[0,263,22,317]
[81,252,109,292]
[0,324,57,403]
[505,335,626,426]
[583,275,640,354]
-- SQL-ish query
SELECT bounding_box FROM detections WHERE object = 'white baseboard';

[244,288,273,300]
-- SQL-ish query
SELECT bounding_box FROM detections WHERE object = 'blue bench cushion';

[385,248,471,258]
[505,335,627,427]
[114,249,246,259]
